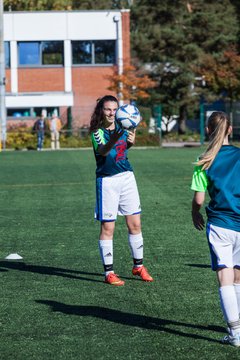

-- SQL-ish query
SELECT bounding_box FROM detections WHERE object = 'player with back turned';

[191,111,240,346]
[90,95,153,286]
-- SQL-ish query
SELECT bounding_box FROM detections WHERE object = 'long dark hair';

[89,95,119,132]
[196,111,231,170]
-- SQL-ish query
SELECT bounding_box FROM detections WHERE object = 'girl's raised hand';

[109,128,124,143]
[127,129,136,145]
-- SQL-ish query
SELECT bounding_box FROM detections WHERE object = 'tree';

[4,0,69,11]
[130,0,238,133]
[3,0,131,11]
[196,46,240,123]
[106,64,156,103]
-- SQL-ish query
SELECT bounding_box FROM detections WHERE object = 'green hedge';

[6,128,202,150]
[5,128,161,150]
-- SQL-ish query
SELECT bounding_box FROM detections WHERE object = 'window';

[42,42,64,65]
[72,40,116,65]
[34,107,59,117]
[19,42,39,65]
[7,107,59,118]
[4,42,10,68]
[94,41,115,64]
[7,108,31,117]
[72,41,92,64]
[18,41,64,66]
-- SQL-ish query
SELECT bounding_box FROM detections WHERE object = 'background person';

[49,112,62,150]
[191,111,240,347]
[33,113,47,151]
[90,95,153,286]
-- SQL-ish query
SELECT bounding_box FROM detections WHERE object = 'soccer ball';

[115,104,141,130]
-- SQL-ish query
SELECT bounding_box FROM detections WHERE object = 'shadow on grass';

[0,260,144,282]
[0,261,103,283]
[186,263,211,269]
[36,300,225,344]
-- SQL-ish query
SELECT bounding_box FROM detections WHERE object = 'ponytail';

[196,111,230,170]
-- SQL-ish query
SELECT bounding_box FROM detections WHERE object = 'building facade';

[4,10,130,129]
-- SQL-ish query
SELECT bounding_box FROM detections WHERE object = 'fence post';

[67,107,72,136]
[0,0,6,151]
[153,104,162,147]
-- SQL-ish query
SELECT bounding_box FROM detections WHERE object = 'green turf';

[0,148,238,359]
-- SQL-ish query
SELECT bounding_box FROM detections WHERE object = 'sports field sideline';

[0,148,238,360]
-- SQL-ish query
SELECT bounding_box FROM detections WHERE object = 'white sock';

[219,286,240,334]
[98,239,113,275]
[128,233,143,267]
[234,283,240,314]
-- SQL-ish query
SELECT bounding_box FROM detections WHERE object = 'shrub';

[138,106,152,127]
[163,131,200,142]
[5,125,92,150]
[60,134,92,148]
[6,131,36,150]
[5,126,161,149]
[135,132,160,146]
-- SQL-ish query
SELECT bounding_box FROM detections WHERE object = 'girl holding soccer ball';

[191,111,240,346]
[90,95,153,286]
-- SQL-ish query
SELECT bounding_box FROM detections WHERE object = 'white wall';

[4,11,120,41]
[6,93,74,107]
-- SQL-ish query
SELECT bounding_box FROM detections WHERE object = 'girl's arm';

[192,191,205,231]
[98,128,124,156]
[127,129,136,149]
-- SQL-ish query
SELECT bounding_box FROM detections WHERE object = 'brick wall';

[71,66,116,127]
[18,68,65,92]
[5,69,11,93]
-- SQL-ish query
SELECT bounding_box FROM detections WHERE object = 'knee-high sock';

[234,283,240,314]
[98,239,113,274]
[219,285,240,334]
[128,232,143,266]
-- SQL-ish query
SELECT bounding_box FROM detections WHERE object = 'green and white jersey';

[91,123,133,178]
[191,145,240,231]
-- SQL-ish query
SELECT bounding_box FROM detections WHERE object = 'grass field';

[0,147,239,360]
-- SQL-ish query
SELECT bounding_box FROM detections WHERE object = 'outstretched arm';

[192,191,205,231]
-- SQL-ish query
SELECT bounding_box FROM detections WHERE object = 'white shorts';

[95,171,141,221]
[206,223,240,271]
